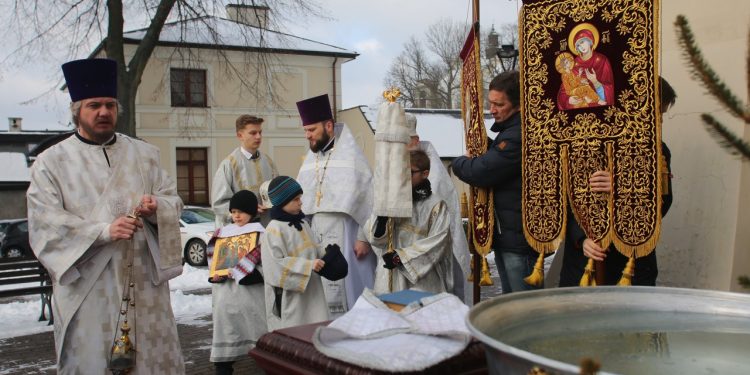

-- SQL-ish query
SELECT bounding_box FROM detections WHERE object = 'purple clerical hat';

[296,94,333,126]
[62,58,118,102]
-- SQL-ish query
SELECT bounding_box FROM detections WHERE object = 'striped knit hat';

[268,176,303,208]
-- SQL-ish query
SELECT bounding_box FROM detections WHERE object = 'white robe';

[362,194,453,294]
[420,141,472,302]
[297,123,376,315]
[212,147,278,227]
[27,133,184,374]
[208,223,267,362]
[260,219,329,330]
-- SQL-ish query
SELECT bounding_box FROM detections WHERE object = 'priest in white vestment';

[27,58,184,374]
[296,94,375,317]
[212,114,278,227]
[405,114,472,302]
[361,150,453,294]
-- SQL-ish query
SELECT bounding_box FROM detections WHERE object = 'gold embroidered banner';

[520,0,662,258]
[460,24,493,254]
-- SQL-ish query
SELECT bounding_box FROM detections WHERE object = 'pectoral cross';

[316,190,322,206]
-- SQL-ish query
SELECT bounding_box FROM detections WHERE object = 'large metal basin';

[466,286,750,374]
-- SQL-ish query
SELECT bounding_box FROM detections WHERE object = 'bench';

[0,258,53,325]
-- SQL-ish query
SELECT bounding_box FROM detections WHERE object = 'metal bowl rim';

[465,286,750,373]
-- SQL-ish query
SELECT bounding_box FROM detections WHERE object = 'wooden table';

[249,321,488,374]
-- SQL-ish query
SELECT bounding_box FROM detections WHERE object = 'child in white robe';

[361,150,453,294]
[208,190,267,375]
[261,176,348,330]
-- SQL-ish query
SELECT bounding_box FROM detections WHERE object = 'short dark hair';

[659,77,677,111]
[235,115,263,132]
[410,149,430,172]
[489,71,521,108]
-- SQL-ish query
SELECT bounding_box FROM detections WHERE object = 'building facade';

[94,5,358,206]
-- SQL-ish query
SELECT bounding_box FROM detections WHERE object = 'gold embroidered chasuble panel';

[520,0,662,258]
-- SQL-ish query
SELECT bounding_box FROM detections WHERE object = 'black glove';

[318,244,348,281]
[374,216,389,237]
[382,251,401,269]
[325,244,340,254]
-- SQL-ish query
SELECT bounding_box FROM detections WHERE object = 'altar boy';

[261,176,347,330]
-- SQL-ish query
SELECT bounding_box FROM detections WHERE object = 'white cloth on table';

[312,289,471,372]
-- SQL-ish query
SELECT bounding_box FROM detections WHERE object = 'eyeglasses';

[410,169,424,175]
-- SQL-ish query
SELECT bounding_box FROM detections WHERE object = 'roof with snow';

[364,106,497,158]
[115,16,358,58]
[0,152,30,182]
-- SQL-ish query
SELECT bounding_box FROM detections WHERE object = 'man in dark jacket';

[451,71,540,293]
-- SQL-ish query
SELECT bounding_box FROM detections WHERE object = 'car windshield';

[181,208,215,224]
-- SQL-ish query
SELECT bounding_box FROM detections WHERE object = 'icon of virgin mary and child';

[556,23,615,110]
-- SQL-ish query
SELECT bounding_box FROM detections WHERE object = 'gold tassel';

[617,256,635,286]
[460,192,469,219]
[523,252,545,287]
[468,255,494,285]
[579,258,597,287]
[660,154,670,195]
[579,357,601,375]
[467,254,475,282]
[480,256,494,286]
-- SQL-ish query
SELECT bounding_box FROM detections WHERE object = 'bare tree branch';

[385,19,518,109]
[2,0,330,136]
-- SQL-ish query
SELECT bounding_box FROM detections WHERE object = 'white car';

[179,206,215,267]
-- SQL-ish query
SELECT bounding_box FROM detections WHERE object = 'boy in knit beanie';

[207,190,267,375]
[260,176,347,330]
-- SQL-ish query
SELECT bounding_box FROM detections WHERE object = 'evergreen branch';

[675,15,750,123]
[701,114,750,160]
[739,275,750,290]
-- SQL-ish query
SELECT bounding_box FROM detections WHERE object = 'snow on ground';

[0,299,55,339]
[170,263,211,292]
[0,264,212,340]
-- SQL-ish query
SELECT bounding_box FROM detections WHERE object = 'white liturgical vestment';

[362,193,453,294]
[28,133,184,374]
[212,147,278,226]
[260,219,329,330]
[297,123,376,315]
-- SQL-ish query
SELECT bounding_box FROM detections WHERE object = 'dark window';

[170,69,207,107]
[176,148,209,205]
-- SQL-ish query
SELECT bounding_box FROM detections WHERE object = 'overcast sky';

[0,0,519,131]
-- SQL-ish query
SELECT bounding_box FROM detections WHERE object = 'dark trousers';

[214,361,234,375]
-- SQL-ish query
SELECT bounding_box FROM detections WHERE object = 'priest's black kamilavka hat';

[296,94,333,126]
[62,58,118,102]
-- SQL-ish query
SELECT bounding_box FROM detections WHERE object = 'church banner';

[460,24,493,254]
[520,0,662,258]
